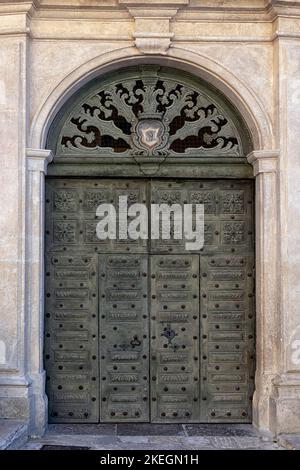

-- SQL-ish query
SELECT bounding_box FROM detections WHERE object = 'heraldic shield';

[136,120,165,150]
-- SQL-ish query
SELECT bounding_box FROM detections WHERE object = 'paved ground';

[20,424,284,450]
[0,420,28,450]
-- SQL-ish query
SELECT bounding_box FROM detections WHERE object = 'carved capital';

[26,148,53,174]
[134,32,174,55]
[247,150,280,176]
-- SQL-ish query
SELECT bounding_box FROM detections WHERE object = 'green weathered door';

[99,254,149,422]
[150,254,200,422]
[44,179,147,423]
[44,178,255,423]
[149,179,255,423]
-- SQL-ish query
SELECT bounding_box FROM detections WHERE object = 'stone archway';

[26,52,279,436]
[43,65,255,425]
[30,47,273,151]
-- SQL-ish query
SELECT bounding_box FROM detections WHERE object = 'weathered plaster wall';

[0,32,28,419]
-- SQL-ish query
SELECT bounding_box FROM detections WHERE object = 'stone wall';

[0,0,300,436]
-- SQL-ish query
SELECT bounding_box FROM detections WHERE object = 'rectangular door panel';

[99,254,149,422]
[150,255,200,422]
[199,255,255,422]
[45,254,99,423]
[45,178,148,254]
[150,180,253,256]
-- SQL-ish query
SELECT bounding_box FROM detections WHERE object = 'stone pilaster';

[0,4,31,423]
[247,150,280,434]
[269,20,300,434]
[25,148,53,437]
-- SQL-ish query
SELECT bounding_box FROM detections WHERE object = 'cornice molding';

[267,0,300,18]
[119,0,188,5]
[118,0,190,4]
[127,8,179,19]
[0,1,39,15]
[1,0,300,40]
[0,1,298,18]
[270,0,300,8]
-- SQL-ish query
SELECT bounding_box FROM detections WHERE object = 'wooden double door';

[44,178,255,423]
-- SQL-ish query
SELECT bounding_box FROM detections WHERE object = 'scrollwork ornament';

[58,68,242,159]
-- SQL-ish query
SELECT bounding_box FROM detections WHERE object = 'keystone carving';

[133,33,174,55]
[124,3,185,55]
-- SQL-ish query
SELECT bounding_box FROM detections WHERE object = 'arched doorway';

[44,65,255,424]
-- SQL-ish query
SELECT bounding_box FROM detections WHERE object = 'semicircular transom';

[48,65,253,160]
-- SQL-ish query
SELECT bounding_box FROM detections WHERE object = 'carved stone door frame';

[24,63,280,436]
